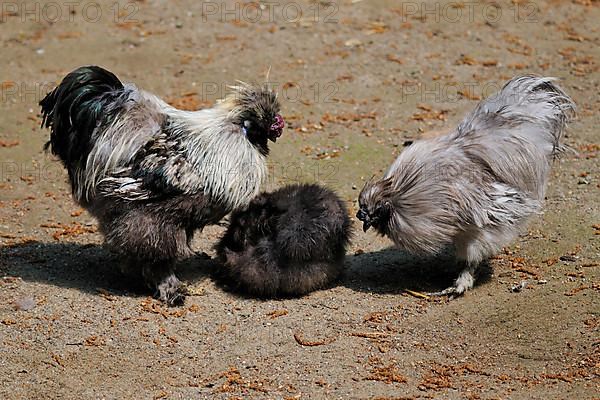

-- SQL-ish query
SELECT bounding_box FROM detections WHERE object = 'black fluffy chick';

[216,184,352,297]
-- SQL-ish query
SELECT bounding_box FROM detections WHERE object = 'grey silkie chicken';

[357,75,575,296]
[40,66,284,305]
[216,184,352,297]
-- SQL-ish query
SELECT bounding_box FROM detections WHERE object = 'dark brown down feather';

[216,184,353,298]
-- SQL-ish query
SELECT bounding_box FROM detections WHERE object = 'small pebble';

[344,38,362,48]
[14,296,36,311]
[560,255,577,262]
[510,281,527,293]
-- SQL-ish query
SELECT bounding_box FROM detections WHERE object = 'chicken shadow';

[209,247,493,300]
[341,247,493,295]
[1,241,492,300]
[0,241,215,300]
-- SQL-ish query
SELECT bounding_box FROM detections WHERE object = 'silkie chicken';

[357,75,575,297]
[216,184,352,297]
[40,66,285,305]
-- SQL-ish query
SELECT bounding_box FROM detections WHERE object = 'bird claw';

[428,266,475,298]
[156,286,187,307]
[155,276,187,306]
[427,286,461,299]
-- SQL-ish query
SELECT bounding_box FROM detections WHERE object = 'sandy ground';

[1,0,599,398]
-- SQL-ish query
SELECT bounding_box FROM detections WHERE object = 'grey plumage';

[216,184,353,297]
[40,66,284,305]
[357,75,575,296]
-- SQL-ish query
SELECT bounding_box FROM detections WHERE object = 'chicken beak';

[362,221,371,232]
[356,209,371,232]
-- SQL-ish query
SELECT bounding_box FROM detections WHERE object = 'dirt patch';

[1,0,599,398]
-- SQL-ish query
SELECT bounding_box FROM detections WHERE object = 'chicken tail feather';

[456,75,576,158]
[40,66,124,168]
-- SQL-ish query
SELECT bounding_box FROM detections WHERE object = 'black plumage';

[40,66,125,189]
[216,184,353,297]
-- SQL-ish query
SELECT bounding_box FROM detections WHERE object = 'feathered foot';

[155,274,188,306]
[141,260,187,306]
[428,264,476,298]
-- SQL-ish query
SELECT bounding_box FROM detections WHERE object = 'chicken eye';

[243,120,252,129]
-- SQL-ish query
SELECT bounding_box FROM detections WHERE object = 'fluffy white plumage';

[95,90,268,210]
[358,75,576,296]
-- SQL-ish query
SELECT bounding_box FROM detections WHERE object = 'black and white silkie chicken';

[216,184,352,297]
[40,66,285,305]
[357,76,575,296]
